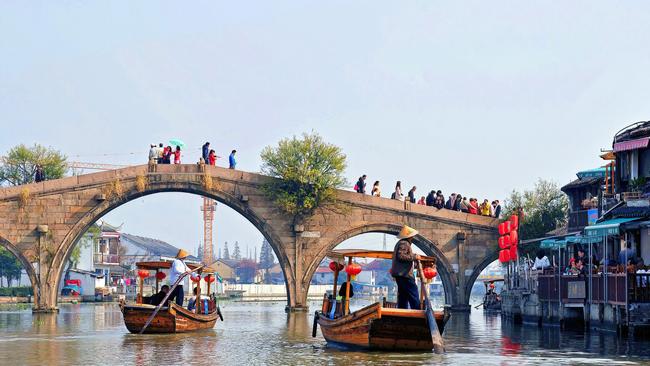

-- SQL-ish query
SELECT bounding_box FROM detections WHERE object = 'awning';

[540,239,568,249]
[576,168,606,179]
[614,137,650,152]
[621,220,650,230]
[584,217,640,236]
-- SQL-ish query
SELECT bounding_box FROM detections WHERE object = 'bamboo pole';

[344,257,352,316]
[332,263,339,315]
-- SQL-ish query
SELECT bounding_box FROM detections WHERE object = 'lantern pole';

[155,269,160,293]
[196,269,202,314]
[344,257,352,316]
[332,263,339,302]
[138,273,144,304]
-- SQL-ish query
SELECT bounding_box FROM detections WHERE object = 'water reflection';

[0,301,649,365]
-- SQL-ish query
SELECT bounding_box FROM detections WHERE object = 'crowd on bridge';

[148,142,237,169]
[354,175,502,218]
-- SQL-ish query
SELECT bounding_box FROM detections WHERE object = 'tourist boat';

[480,278,504,312]
[119,261,223,334]
[313,250,448,353]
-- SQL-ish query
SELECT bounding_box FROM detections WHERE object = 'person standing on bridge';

[391,225,421,310]
[229,150,237,169]
[371,181,381,197]
[355,175,367,194]
[168,249,192,306]
[392,181,404,201]
[173,146,182,164]
[202,142,210,163]
[148,144,157,164]
[208,149,217,166]
[407,186,417,203]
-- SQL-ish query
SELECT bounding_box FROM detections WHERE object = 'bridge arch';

[0,236,39,302]
[304,223,458,306]
[48,179,296,309]
[464,249,500,305]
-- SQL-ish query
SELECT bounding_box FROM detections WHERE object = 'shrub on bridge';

[260,132,347,218]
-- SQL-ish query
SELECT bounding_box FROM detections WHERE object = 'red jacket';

[173,150,181,163]
[208,152,216,166]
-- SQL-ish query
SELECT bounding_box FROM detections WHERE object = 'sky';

[1,1,649,259]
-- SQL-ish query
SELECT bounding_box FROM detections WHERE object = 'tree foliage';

[0,144,67,186]
[259,239,275,269]
[502,179,569,241]
[0,247,23,287]
[233,241,241,261]
[260,132,347,218]
[236,259,258,283]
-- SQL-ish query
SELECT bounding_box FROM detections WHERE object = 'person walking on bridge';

[371,181,381,197]
[202,142,210,163]
[229,150,237,169]
[173,146,182,164]
[391,225,421,310]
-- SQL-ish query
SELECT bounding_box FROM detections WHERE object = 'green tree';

[259,239,275,284]
[0,247,22,287]
[503,179,569,241]
[260,132,347,218]
[0,144,67,186]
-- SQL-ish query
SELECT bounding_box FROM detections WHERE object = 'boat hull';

[316,302,448,351]
[120,302,218,334]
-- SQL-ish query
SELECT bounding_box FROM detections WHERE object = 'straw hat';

[176,249,189,259]
[397,225,418,239]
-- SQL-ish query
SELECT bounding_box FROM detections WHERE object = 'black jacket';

[391,239,417,278]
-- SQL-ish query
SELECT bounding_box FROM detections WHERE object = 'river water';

[1,299,649,365]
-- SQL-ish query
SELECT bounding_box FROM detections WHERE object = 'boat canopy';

[327,249,436,263]
[135,261,217,273]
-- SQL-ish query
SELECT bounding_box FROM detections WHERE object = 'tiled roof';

[120,233,199,261]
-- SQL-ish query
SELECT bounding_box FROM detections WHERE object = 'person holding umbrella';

[173,146,181,164]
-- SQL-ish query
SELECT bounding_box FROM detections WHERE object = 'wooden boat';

[480,278,504,312]
[313,250,448,352]
[120,261,223,334]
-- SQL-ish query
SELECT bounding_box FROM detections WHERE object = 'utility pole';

[200,197,216,265]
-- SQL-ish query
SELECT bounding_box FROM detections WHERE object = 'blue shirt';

[229,153,236,168]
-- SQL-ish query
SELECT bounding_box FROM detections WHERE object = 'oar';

[417,260,445,354]
[139,262,215,334]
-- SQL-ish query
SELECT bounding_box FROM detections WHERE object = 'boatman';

[168,249,192,306]
[391,225,421,309]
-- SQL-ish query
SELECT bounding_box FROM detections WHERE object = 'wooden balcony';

[537,272,650,305]
[94,253,120,265]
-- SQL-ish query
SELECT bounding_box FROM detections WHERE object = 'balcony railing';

[568,210,590,231]
[537,272,650,305]
[94,253,120,265]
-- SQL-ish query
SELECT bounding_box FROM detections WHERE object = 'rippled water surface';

[1,300,650,365]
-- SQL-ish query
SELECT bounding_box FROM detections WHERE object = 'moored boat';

[313,249,448,352]
[120,261,223,334]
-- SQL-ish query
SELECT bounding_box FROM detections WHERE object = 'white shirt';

[533,256,550,270]
[170,258,190,284]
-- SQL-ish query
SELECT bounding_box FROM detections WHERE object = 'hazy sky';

[1,2,647,258]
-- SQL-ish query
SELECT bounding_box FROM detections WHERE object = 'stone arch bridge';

[0,164,499,312]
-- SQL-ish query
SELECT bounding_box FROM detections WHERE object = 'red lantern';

[204,275,215,283]
[190,275,201,283]
[423,267,437,279]
[329,261,344,272]
[509,230,519,245]
[498,236,506,249]
[509,244,518,260]
[345,263,362,276]
[503,234,511,247]
[155,271,166,281]
[498,250,510,263]
[504,221,511,234]
[510,215,519,230]
[498,223,506,236]
[137,270,149,279]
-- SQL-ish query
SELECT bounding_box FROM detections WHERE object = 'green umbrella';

[169,138,185,148]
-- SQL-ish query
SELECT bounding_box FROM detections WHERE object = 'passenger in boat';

[338,281,354,300]
[187,287,199,311]
[145,285,170,306]
[168,249,192,306]
[391,225,421,310]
